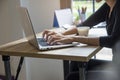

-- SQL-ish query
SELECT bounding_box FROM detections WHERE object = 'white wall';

[21,0,60,33]
[25,58,64,80]
[0,0,28,80]
[0,0,64,80]
[0,0,23,75]
[0,0,23,45]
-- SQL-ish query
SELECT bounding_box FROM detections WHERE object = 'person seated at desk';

[43,0,120,80]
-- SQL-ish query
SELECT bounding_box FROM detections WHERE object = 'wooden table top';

[0,38,101,62]
[0,28,103,62]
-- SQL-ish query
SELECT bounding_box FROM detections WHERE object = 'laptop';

[20,7,78,50]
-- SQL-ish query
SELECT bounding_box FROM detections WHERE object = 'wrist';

[72,36,85,42]
[71,36,79,42]
[61,26,78,35]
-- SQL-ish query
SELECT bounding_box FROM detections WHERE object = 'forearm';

[61,26,78,35]
[77,3,108,27]
[73,36,100,46]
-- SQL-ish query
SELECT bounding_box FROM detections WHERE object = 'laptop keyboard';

[37,38,49,46]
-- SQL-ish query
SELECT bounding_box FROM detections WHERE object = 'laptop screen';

[20,7,39,48]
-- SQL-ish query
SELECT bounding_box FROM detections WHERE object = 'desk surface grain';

[0,38,102,62]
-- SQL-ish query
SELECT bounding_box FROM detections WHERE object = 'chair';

[53,8,73,28]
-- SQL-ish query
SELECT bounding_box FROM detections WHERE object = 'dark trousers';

[66,59,113,80]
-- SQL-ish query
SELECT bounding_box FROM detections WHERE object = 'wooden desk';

[0,28,103,80]
[0,38,101,61]
[0,38,101,80]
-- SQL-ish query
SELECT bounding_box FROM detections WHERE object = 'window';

[72,0,105,20]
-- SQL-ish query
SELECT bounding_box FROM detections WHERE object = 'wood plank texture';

[0,28,102,62]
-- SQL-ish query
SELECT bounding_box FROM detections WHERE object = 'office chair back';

[53,8,73,27]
